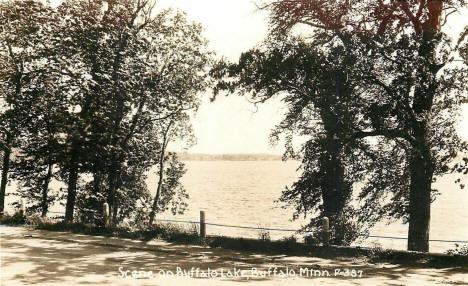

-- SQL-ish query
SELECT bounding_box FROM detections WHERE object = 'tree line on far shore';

[177,153,283,161]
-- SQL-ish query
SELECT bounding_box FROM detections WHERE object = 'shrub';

[302,209,368,246]
[158,223,199,244]
[328,212,366,246]
[34,221,111,236]
[304,234,320,247]
[25,213,49,226]
[0,211,26,225]
[277,235,300,252]
[257,226,271,242]
[446,244,468,256]
[367,242,393,262]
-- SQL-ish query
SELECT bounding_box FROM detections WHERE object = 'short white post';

[322,217,330,246]
[19,199,25,214]
[103,203,110,227]
[200,211,206,239]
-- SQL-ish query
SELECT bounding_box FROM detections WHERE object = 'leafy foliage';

[212,36,375,244]
[446,244,468,256]
[155,153,189,216]
[213,1,468,250]
[0,0,213,225]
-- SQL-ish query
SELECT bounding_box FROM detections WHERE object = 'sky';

[157,1,468,154]
[157,0,286,155]
[49,0,468,155]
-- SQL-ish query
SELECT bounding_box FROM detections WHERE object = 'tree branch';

[397,0,423,34]
[347,128,417,146]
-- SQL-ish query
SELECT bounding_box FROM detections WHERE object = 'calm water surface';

[5,160,468,253]
[149,161,468,253]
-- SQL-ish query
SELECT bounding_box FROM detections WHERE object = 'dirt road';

[1,226,467,285]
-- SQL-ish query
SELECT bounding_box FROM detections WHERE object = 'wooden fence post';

[19,199,24,215]
[200,211,206,239]
[103,203,110,227]
[322,217,330,246]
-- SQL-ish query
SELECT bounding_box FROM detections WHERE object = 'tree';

[100,7,210,225]
[0,0,58,215]
[0,0,212,225]
[42,0,211,224]
[259,0,468,251]
[7,19,68,217]
[212,36,374,245]
[148,112,194,225]
[153,153,189,217]
[48,0,211,224]
[10,83,64,217]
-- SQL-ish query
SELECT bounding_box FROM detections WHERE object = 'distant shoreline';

[175,152,467,162]
[175,152,284,161]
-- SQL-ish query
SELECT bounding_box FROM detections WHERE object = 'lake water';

[5,160,468,253]
[150,161,468,253]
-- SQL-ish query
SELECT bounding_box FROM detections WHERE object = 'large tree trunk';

[112,197,119,225]
[41,162,53,218]
[407,122,433,252]
[407,154,432,252]
[319,70,351,224]
[92,167,102,194]
[316,70,352,245]
[107,153,125,226]
[405,2,441,252]
[110,169,120,226]
[320,137,346,220]
[65,149,79,223]
[0,144,11,216]
[107,160,121,226]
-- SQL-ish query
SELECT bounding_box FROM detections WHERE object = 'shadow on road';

[1,226,466,285]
